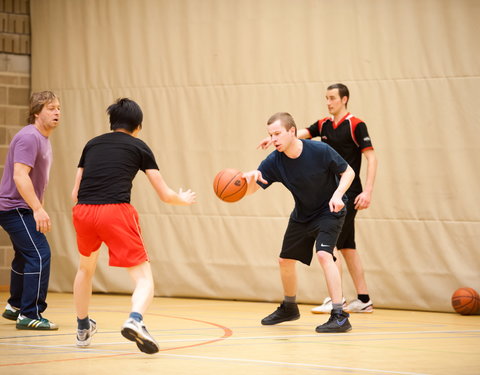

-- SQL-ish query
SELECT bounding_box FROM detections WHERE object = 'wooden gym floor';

[0,292,479,375]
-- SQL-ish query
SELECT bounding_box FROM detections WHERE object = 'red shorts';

[72,203,149,267]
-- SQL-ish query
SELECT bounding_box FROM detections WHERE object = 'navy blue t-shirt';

[257,139,348,223]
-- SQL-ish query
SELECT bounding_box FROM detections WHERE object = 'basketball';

[451,287,480,315]
[213,168,247,202]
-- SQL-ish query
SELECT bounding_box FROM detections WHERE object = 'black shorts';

[336,194,358,250]
[280,210,346,266]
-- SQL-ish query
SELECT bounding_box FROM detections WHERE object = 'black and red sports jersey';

[306,113,373,194]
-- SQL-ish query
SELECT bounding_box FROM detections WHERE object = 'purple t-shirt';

[0,125,52,211]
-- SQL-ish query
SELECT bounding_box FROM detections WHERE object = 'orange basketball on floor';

[451,287,480,315]
[213,168,247,202]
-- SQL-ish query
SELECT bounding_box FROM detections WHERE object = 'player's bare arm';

[329,165,355,213]
[71,167,84,204]
[145,169,196,205]
[354,149,377,210]
[13,162,51,233]
[296,128,310,140]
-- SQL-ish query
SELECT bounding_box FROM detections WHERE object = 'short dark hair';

[267,112,297,135]
[107,98,143,132]
[327,83,350,107]
[28,91,58,124]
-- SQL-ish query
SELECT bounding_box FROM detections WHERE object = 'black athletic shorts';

[336,193,358,250]
[280,209,346,266]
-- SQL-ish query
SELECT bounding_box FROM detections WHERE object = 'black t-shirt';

[306,113,373,194]
[77,132,159,204]
[257,139,348,223]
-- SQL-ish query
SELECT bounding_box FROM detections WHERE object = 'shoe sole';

[261,314,300,326]
[121,327,159,354]
[344,307,374,313]
[16,325,58,330]
[2,312,19,321]
[315,325,352,333]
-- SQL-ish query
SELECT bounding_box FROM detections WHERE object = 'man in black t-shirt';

[245,112,355,333]
[258,84,378,314]
[71,98,196,354]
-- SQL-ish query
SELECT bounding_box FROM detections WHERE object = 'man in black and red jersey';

[258,83,377,314]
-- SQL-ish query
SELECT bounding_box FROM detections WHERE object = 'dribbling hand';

[242,170,268,185]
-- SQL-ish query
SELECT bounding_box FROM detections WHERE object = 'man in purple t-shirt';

[0,91,60,330]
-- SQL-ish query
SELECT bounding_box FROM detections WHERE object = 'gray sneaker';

[121,318,159,354]
[76,319,97,347]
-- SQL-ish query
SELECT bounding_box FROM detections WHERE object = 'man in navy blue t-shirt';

[258,84,377,315]
[244,112,355,333]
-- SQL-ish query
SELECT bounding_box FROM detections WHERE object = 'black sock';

[77,316,90,330]
[358,294,370,303]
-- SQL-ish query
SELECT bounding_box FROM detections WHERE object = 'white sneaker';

[121,318,159,354]
[76,319,97,347]
[345,299,373,313]
[311,297,347,314]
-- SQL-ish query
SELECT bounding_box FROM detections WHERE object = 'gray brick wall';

[0,0,30,291]
[1,0,30,55]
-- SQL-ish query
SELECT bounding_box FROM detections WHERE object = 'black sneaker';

[261,302,300,325]
[315,310,352,333]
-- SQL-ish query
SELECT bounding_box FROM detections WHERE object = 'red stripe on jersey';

[348,115,363,147]
[317,117,330,134]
